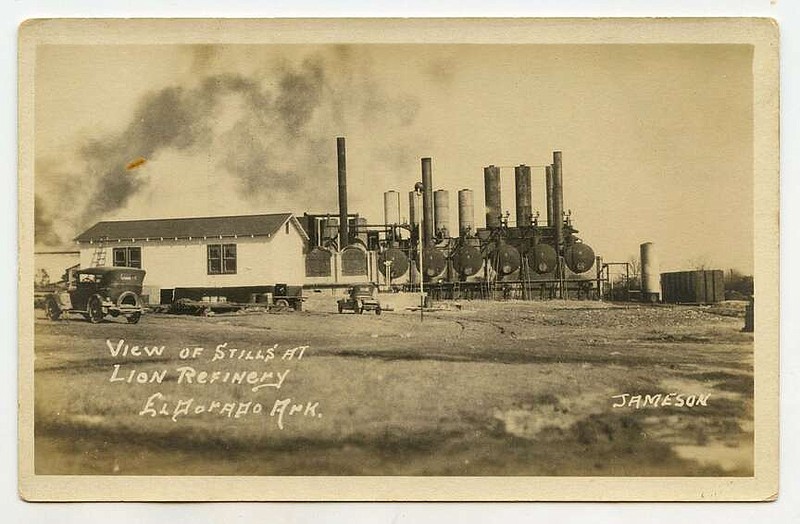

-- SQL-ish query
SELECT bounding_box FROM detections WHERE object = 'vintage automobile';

[337,283,382,315]
[44,267,146,324]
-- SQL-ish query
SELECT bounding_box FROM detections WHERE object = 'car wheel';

[376,307,382,316]
[275,299,289,308]
[44,298,61,321]
[126,312,141,324]
[338,303,343,314]
[353,301,361,315]
[87,296,104,324]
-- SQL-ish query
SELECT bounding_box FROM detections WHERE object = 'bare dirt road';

[33,294,753,476]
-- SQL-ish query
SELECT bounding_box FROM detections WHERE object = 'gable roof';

[75,213,309,243]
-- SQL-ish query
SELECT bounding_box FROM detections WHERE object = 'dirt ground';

[33,292,754,476]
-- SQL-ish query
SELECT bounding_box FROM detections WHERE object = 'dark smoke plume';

[39,47,425,240]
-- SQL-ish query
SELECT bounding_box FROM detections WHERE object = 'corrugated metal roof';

[75,213,309,243]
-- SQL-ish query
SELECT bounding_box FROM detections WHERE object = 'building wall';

[79,225,306,290]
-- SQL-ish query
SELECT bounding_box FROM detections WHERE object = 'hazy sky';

[35,44,754,272]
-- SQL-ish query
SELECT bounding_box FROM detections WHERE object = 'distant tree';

[725,268,754,297]
[34,269,50,289]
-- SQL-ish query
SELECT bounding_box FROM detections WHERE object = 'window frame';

[207,243,237,275]
[112,247,142,268]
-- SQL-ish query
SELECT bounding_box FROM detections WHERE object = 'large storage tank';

[434,190,450,238]
[377,247,409,279]
[305,246,333,277]
[564,243,595,274]
[458,189,475,236]
[488,241,521,276]
[414,245,447,279]
[661,270,724,304]
[527,243,558,274]
[640,242,661,302]
[383,191,401,225]
[341,244,368,276]
[451,244,483,277]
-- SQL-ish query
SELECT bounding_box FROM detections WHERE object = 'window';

[208,243,237,274]
[112,247,141,268]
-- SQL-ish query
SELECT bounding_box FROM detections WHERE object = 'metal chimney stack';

[421,157,434,244]
[515,164,532,227]
[336,137,349,246]
[552,151,564,249]
[484,165,501,228]
[545,165,554,227]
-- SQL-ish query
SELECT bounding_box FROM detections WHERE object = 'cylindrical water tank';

[640,242,661,302]
[484,165,501,228]
[378,247,409,279]
[434,189,450,238]
[564,243,595,274]
[384,191,401,225]
[458,189,475,236]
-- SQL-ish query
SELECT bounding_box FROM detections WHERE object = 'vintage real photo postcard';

[18,18,779,501]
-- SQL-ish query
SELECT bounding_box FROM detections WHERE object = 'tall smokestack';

[515,164,532,227]
[484,165,501,228]
[421,157,434,244]
[337,137,349,246]
[552,151,564,250]
[545,165,554,227]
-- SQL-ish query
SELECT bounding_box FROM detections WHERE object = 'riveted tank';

[527,243,558,274]
[414,244,447,279]
[378,247,409,279]
[564,242,595,274]
[451,244,483,277]
[488,240,521,276]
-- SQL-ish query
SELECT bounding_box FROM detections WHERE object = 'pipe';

[515,164,532,227]
[552,152,564,250]
[336,137,349,245]
[545,165,554,227]
[484,165,501,228]
[421,157,434,244]
[458,189,475,236]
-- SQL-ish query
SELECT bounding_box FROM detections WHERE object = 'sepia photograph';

[17,18,779,501]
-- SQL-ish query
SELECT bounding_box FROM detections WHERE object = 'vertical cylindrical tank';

[515,164,532,227]
[434,189,450,238]
[421,158,434,244]
[336,137,349,245]
[640,242,661,302]
[552,151,564,249]
[408,190,421,226]
[457,189,475,236]
[383,190,401,225]
[355,217,368,245]
[484,165,501,228]
[545,165,554,227]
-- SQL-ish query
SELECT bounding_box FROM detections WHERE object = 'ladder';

[91,237,108,267]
